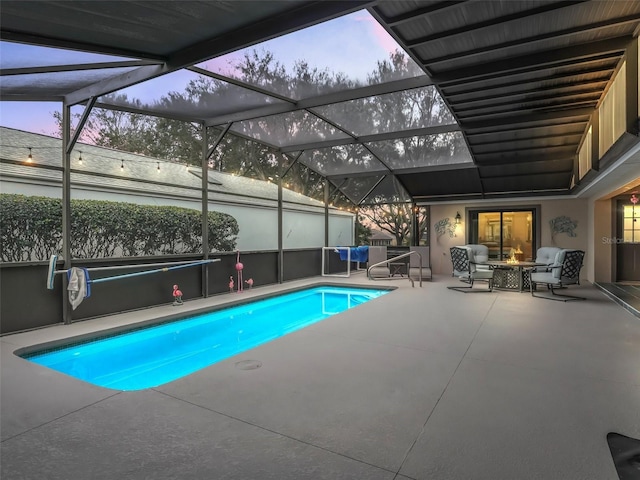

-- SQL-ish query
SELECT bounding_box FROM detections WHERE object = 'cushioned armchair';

[529,249,585,301]
[533,246,562,272]
[464,244,491,271]
[448,246,495,292]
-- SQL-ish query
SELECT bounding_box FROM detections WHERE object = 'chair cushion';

[551,250,566,279]
[472,270,494,280]
[461,246,477,273]
[535,247,562,268]
[465,244,489,263]
[530,271,559,285]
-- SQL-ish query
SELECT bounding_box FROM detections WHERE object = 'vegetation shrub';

[0,194,238,262]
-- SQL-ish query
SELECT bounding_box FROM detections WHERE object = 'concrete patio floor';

[2,274,639,479]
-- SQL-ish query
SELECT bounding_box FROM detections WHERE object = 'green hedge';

[0,194,238,262]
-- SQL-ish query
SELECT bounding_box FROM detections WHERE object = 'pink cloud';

[353,14,399,55]
[199,52,244,78]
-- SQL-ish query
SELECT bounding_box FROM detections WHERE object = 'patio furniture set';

[448,244,586,301]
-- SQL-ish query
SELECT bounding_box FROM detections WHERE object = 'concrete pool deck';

[2,274,639,479]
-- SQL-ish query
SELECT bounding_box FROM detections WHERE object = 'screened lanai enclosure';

[1,1,639,332]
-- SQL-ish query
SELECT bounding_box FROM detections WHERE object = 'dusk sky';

[0,10,407,137]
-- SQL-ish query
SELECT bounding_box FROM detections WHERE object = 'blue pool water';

[23,286,389,391]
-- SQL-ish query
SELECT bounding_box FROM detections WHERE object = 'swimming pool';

[21,285,390,391]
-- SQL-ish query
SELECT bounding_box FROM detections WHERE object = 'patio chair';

[529,249,585,301]
[448,246,495,292]
[367,246,390,278]
[409,246,432,281]
[464,244,491,271]
[533,246,562,272]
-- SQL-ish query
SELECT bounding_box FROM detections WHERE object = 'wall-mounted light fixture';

[27,147,33,163]
[78,151,83,165]
[455,211,461,225]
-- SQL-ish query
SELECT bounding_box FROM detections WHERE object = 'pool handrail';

[367,251,422,288]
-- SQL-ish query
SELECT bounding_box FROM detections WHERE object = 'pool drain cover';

[235,359,262,370]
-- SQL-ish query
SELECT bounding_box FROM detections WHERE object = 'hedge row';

[0,194,238,262]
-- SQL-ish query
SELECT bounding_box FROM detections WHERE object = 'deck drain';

[235,359,262,370]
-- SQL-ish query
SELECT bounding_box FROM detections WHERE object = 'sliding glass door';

[469,209,536,261]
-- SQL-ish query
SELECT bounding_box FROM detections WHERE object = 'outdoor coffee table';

[482,260,547,292]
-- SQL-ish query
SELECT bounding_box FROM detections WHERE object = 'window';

[468,208,536,261]
[622,204,639,243]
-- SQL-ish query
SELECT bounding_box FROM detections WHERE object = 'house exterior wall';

[430,199,589,280]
